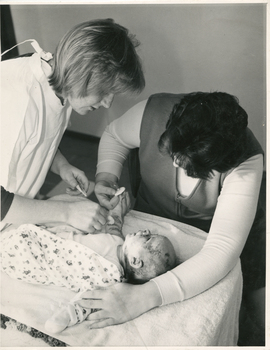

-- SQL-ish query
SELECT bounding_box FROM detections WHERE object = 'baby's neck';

[117,245,126,270]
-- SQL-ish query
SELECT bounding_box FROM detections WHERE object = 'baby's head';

[122,229,177,284]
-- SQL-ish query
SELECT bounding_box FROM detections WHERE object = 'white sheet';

[1,210,242,346]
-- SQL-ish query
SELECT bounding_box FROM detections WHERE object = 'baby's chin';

[124,232,136,241]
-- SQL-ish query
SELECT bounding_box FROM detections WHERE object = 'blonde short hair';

[49,18,145,98]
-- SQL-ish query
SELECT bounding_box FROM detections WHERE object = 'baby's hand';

[109,190,131,220]
[104,192,130,237]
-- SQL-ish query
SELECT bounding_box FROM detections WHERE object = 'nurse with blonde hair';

[1,18,145,232]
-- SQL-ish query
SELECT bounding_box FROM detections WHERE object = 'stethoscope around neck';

[1,39,53,62]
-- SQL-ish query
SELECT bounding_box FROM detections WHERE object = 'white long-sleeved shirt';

[97,99,263,305]
[1,53,72,198]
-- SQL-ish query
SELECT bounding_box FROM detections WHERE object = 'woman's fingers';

[99,195,119,211]
[66,187,81,196]
[81,286,106,298]
[108,195,119,208]
[75,174,89,193]
[97,185,116,196]
[86,318,114,329]
[97,207,109,225]
[67,199,109,232]
[86,309,106,320]
[95,183,116,199]
[94,181,120,210]
[77,298,103,309]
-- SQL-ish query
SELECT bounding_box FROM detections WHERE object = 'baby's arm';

[105,214,123,238]
[105,190,130,239]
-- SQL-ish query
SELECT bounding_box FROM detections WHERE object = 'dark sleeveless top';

[134,93,263,232]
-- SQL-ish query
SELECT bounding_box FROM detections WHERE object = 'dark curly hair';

[158,92,248,180]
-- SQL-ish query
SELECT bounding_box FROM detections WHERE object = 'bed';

[1,207,242,346]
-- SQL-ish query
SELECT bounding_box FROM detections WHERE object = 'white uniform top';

[0,53,72,198]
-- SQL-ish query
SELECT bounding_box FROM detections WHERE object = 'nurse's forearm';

[50,149,69,175]
[3,195,69,225]
[95,172,119,185]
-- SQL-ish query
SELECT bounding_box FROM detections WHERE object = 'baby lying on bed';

[0,191,177,333]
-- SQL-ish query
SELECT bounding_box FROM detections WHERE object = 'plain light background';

[10,3,266,153]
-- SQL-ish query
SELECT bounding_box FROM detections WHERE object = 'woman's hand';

[95,172,120,210]
[77,281,162,328]
[51,149,89,196]
[60,164,90,196]
[3,194,108,233]
[67,198,108,233]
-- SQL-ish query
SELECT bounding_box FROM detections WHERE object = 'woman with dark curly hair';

[81,92,265,345]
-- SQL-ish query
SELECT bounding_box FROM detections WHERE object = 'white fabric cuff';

[96,160,122,179]
[151,271,185,306]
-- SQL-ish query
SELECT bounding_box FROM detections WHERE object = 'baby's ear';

[129,256,143,269]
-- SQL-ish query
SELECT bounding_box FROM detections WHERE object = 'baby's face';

[123,229,175,267]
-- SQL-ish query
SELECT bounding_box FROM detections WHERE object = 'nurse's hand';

[95,172,120,210]
[4,193,108,233]
[59,164,90,197]
[77,281,162,328]
[67,198,108,233]
[51,149,89,196]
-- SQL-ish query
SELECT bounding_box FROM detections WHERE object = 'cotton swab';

[114,187,125,197]
[76,184,87,197]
